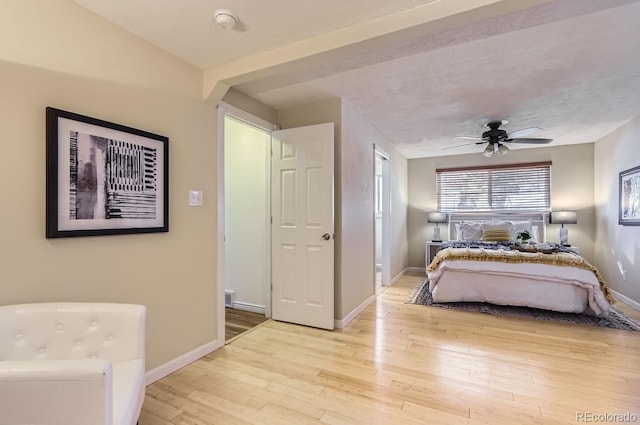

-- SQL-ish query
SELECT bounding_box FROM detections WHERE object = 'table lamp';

[550,210,577,246]
[427,212,447,242]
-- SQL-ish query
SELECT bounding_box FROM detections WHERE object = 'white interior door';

[271,123,334,330]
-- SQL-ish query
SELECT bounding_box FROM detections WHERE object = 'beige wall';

[339,102,408,317]
[594,117,640,305]
[407,143,596,268]
[0,1,218,371]
[340,102,409,289]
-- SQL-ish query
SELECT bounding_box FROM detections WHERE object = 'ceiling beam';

[203,0,554,107]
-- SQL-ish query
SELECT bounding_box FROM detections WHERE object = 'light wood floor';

[141,273,640,424]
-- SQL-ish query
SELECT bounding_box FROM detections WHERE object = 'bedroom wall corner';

[594,117,640,305]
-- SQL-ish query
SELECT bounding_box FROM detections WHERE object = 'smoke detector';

[214,9,238,30]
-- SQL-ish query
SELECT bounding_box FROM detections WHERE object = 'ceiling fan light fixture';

[498,143,509,156]
[483,144,494,157]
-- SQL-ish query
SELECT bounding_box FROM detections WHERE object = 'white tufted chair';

[0,302,146,425]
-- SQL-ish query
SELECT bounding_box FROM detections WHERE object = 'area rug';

[410,281,640,331]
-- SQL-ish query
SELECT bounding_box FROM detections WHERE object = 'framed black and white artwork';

[46,107,169,238]
[619,165,640,226]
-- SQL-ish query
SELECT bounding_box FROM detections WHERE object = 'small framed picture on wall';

[619,165,640,226]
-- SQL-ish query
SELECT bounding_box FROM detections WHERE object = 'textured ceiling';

[73,0,640,158]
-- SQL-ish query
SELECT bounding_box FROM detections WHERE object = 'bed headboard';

[447,211,548,242]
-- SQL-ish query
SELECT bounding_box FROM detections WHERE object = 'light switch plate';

[189,190,203,206]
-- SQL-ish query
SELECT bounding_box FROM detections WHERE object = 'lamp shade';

[427,212,448,224]
[550,211,577,225]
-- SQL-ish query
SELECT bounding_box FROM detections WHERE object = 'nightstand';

[564,245,580,254]
[425,241,443,268]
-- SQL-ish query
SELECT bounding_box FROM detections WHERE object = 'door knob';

[322,233,331,240]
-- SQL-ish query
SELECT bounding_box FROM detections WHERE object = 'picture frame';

[619,165,640,226]
[46,107,169,238]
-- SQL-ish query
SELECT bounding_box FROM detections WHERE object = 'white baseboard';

[335,266,421,327]
[145,339,223,386]
[231,301,266,315]
[386,267,424,287]
[143,267,432,385]
[334,293,377,329]
[406,266,426,274]
[390,268,407,285]
[609,288,640,311]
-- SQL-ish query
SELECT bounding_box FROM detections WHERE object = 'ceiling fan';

[445,120,553,157]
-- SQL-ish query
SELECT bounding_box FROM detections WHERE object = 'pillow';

[481,222,514,242]
[509,220,532,240]
[460,221,483,241]
[530,225,539,243]
[455,223,463,241]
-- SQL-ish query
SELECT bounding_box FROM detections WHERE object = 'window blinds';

[436,162,551,213]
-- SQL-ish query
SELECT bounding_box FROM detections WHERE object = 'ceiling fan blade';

[442,142,480,150]
[507,127,542,139]
[455,135,483,140]
[506,138,553,144]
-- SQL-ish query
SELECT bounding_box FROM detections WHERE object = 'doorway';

[219,103,276,342]
[217,103,336,342]
[374,146,390,292]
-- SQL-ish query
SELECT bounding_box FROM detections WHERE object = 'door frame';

[217,102,277,342]
[374,145,391,289]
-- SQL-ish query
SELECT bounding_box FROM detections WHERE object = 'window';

[436,162,551,212]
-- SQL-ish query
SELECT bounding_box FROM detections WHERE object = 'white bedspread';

[427,248,611,317]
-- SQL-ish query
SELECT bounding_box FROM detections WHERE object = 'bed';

[425,213,613,317]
